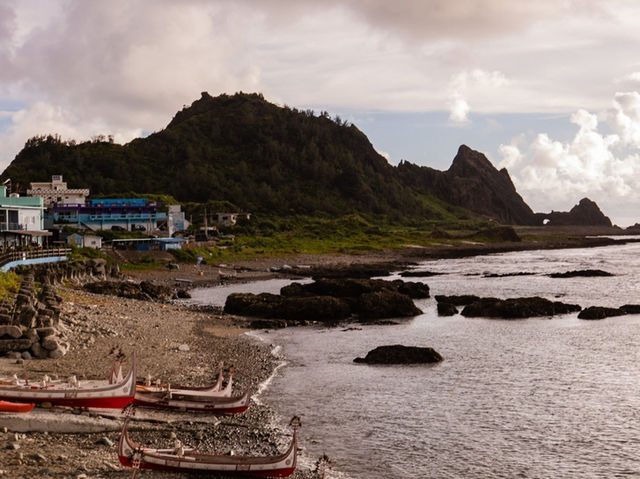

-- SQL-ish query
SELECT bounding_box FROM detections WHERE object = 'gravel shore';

[0,281,324,479]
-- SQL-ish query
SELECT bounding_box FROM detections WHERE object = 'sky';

[1,1,640,226]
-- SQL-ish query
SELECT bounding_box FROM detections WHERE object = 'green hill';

[0,92,533,225]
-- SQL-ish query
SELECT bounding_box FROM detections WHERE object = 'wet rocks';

[459,296,581,319]
[356,291,421,320]
[437,302,458,316]
[226,278,426,325]
[621,304,640,314]
[225,293,351,322]
[354,345,443,364]
[281,278,429,299]
[577,305,635,320]
[435,295,480,306]
[549,269,614,278]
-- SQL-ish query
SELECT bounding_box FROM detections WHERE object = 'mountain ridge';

[0,92,612,227]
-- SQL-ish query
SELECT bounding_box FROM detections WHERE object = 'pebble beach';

[0,273,323,479]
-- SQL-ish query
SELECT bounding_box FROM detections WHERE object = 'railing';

[0,223,27,231]
[0,247,72,268]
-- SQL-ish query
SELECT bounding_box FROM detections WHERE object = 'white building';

[216,212,251,226]
[0,185,50,248]
[27,175,89,207]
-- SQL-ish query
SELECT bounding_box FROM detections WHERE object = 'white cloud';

[623,72,640,82]
[499,91,640,225]
[447,69,509,123]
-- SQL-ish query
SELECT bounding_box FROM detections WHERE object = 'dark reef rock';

[354,345,443,364]
[281,278,428,299]
[278,296,352,322]
[224,293,283,319]
[399,270,445,278]
[435,295,481,306]
[461,296,581,319]
[577,306,627,320]
[620,304,640,314]
[226,277,426,324]
[483,272,535,278]
[437,302,458,316]
[356,291,422,320]
[549,269,614,278]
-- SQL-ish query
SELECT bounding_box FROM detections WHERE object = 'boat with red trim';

[0,353,136,409]
[118,415,300,477]
[135,363,234,398]
[132,386,250,414]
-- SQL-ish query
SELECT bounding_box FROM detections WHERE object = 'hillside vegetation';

[2,92,527,226]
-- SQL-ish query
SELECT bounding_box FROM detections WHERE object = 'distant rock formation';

[398,145,537,225]
[535,198,613,227]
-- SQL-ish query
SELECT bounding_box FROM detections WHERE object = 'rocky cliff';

[398,145,537,225]
[535,198,613,227]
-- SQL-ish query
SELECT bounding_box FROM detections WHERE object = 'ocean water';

[188,242,640,479]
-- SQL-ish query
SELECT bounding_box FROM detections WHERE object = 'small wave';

[252,351,287,406]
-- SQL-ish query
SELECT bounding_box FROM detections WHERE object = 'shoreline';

[2,233,639,478]
[0,285,322,479]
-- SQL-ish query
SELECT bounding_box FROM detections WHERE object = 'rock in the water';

[461,296,581,319]
[356,290,422,320]
[437,302,458,316]
[620,304,640,314]
[278,296,352,322]
[549,269,614,278]
[354,345,443,364]
[435,295,480,306]
[577,306,626,320]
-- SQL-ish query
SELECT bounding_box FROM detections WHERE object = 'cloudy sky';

[1,0,640,225]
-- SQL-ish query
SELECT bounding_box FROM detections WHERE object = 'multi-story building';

[27,175,89,207]
[52,198,168,232]
[0,185,49,248]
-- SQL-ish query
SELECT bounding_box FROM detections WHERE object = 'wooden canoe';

[118,416,299,477]
[132,387,250,414]
[0,353,136,409]
[135,364,234,398]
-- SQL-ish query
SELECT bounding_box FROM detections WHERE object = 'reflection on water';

[191,242,640,478]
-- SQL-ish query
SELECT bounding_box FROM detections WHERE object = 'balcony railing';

[0,247,72,268]
[0,223,27,231]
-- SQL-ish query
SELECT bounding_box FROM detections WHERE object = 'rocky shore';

[2,230,639,478]
[0,280,323,478]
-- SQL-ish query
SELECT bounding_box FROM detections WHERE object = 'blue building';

[52,198,168,232]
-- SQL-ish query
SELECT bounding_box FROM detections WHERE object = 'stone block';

[0,338,32,353]
[41,336,60,351]
[0,325,23,339]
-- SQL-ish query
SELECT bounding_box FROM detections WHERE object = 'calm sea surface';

[188,242,640,478]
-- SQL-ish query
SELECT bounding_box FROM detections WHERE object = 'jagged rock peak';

[569,198,612,226]
[448,144,495,174]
